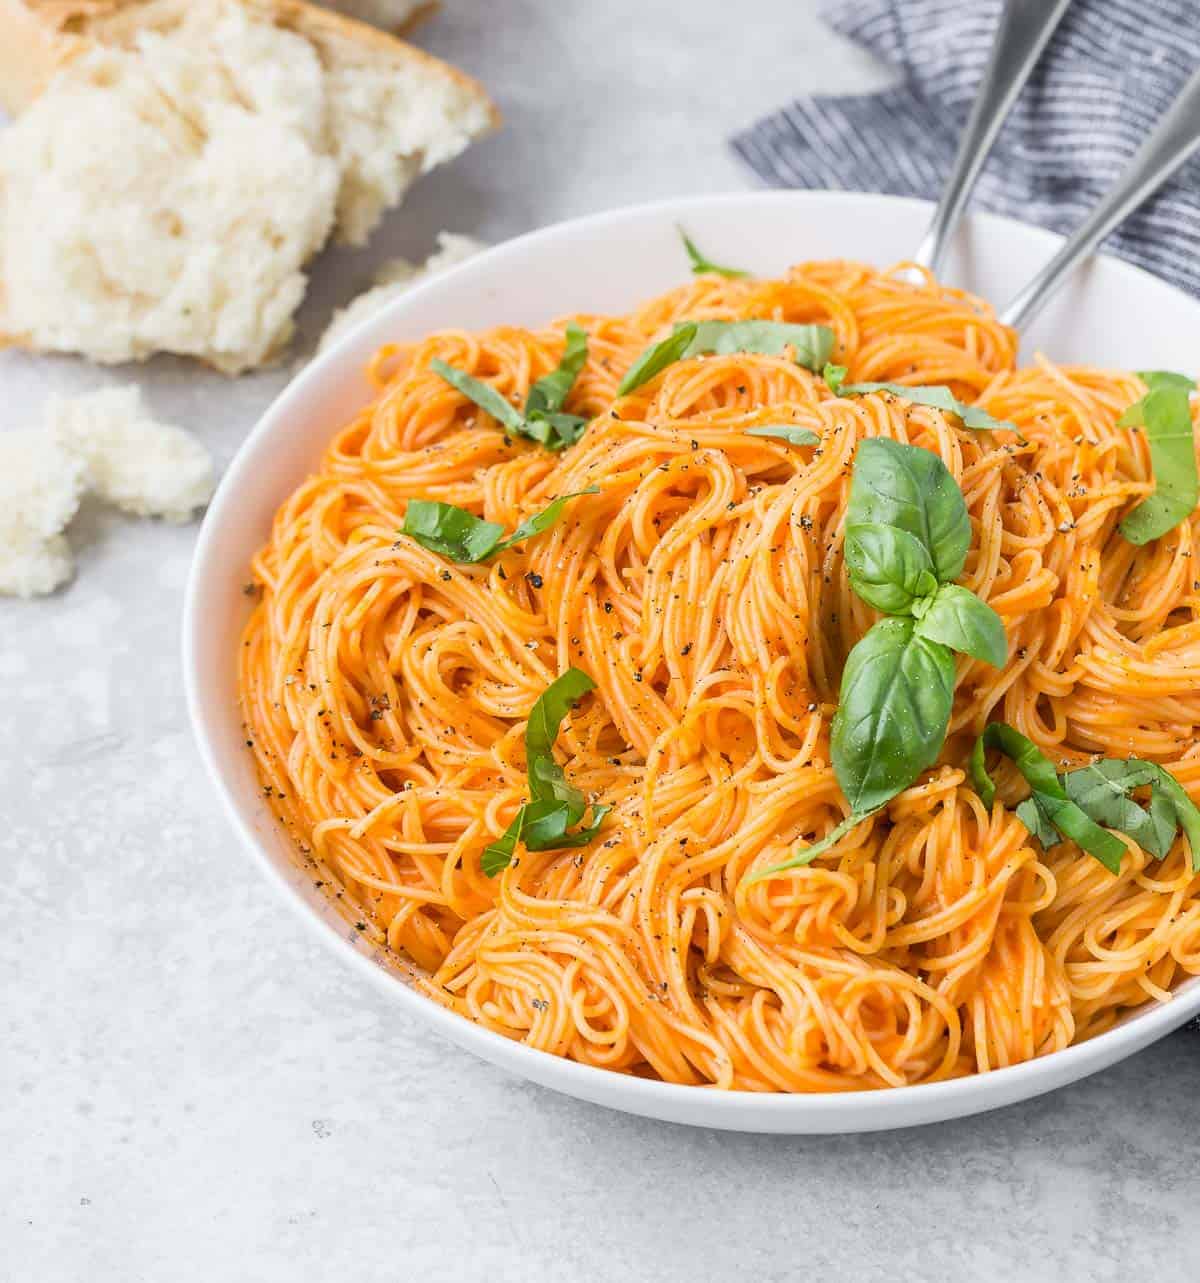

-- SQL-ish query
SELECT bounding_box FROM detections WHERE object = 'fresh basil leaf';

[431,358,525,434]
[402,499,506,562]
[1062,761,1176,858]
[846,438,972,584]
[1117,371,1198,545]
[617,322,699,395]
[746,808,881,882]
[1139,370,1197,394]
[403,490,596,563]
[682,320,834,371]
[525,323,589,420]
[970,724,1128,872]
[840,381,1019,435]
[745,425,820,446]
[678,226,749,278]
[912,583,1007,668]
[824,363,847,395]
[831,617,956,815]
[843,523,938,614]
[482,668,608,874]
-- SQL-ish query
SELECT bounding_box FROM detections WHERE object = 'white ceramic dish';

[184,191,1200,1133]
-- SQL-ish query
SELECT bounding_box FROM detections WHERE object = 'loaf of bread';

[0,0,495,372]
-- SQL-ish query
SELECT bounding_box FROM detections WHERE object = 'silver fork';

[913,0,1074,278]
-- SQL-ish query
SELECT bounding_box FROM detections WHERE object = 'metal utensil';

[1000,64,1200,329]
[913,0,1074,276]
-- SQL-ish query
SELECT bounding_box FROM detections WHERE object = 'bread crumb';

[0,386,215,598]
[318,231,485,353]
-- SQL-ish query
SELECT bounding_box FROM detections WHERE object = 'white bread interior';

[0,0,495,372]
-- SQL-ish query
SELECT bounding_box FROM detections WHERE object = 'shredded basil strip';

[617,323,699,395]
[823,363,848,395]
[481,668,608,875]
[1117,370,1198,545]
[430,324,591,451]
[744,425,820,446]
[840,381,1020,436]
[402,489,598,564]
[619,320,835,395]
[678,226,748,279]
[967,723,1200,874]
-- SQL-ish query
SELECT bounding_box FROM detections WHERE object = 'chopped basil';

[840,381,1019,436]
[682,321,834,370]
[481,668,609,875]
[823,363,848,395]
[744,425,820,446]
[619,320,835,395]
[971,723,1200,874]
[678,226,748,278]
[401,489,598,564]
[1117,370,1198,545]
[617,323,699,396]
[430,358,524,434]
[431,323,591,451]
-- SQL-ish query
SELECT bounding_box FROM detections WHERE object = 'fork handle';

[913,0,1074,277]
[1001,64,1200,331]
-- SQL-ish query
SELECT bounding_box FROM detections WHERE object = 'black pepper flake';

[530,998,549,1011]
[604,601,614,613]
[242,582,259,597]
[355,922,367,932]
[681,643,693,656]
[440,570,452,581]
[526,572,544,589]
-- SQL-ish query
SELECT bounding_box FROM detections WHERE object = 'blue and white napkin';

[732,0,1200,297]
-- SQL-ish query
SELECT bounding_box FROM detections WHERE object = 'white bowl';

[184,191,1200,1133]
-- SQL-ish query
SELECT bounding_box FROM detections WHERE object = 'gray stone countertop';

[3,3,1197,1279]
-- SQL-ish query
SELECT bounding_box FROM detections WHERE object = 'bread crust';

[0,0,497,124]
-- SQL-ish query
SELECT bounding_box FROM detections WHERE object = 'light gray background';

[4,3,1198,1280]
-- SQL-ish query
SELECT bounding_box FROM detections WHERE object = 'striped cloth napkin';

[732,0,1200,297]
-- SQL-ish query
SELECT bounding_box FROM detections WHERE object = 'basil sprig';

[839,381,1019,436]
[431,322,590,451]
[971,722,1200,874]
[618,321,835,395]
[1117,370,1198,545]
[751,439,1005,881]
[481,668,610,876]
[678,227,748,278]
[401,488,598,564]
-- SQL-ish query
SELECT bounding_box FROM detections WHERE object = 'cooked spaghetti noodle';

[239,260,1200,1090]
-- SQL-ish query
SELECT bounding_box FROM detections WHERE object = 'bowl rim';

[184,188,1200,1130]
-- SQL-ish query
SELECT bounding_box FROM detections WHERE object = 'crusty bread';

[0,0,495,371]
[321,0,435,32]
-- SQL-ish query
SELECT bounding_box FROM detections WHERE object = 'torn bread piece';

[0,385,216,598]
[318,230,484,353]
[0,0,496,372]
